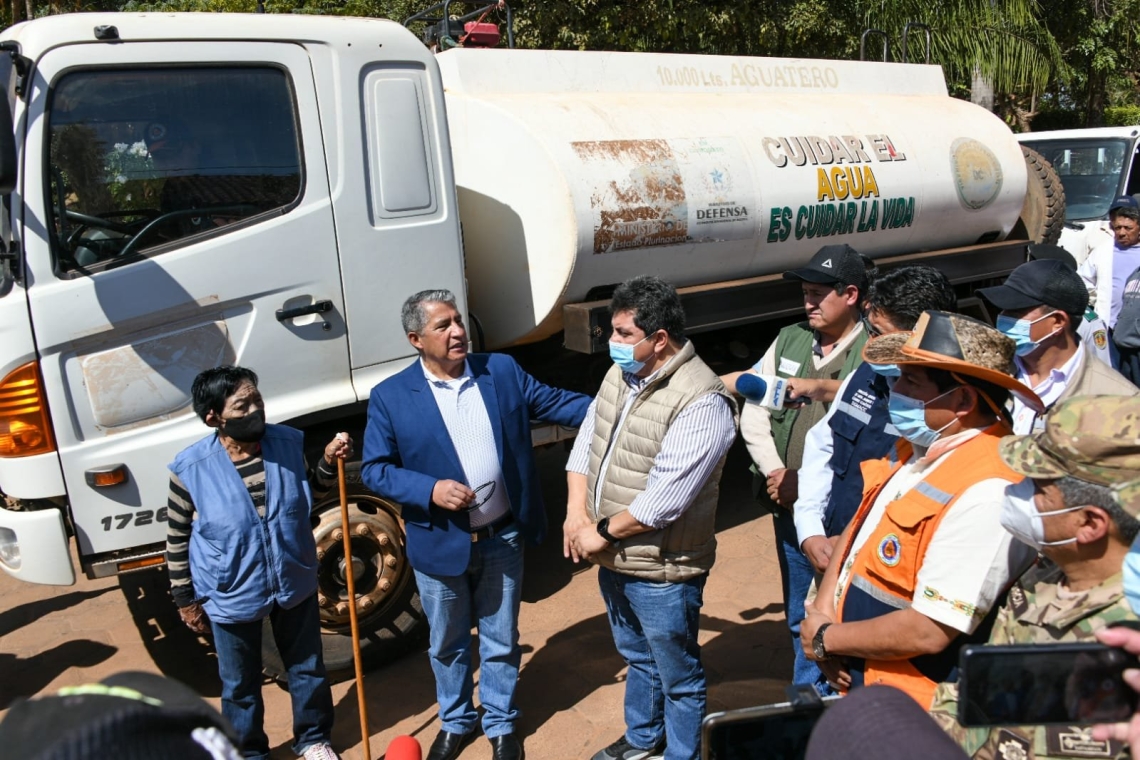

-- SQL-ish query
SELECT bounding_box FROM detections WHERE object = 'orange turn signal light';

[118,556,166,573]
[0,362,56,458]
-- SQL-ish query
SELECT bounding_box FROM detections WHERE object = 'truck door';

[21,42,353,564]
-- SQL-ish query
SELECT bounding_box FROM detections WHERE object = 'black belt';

[470,513,514,543]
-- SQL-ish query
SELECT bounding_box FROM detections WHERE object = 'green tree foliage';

[1038,0,1140,127]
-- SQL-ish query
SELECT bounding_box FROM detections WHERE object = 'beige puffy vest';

[586,340,738,582]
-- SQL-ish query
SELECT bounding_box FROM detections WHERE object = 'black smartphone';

[701,696,839,760]
[958,643,1140,727]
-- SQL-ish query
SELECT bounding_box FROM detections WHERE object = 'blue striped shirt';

[566,370,736,529]
[422,360,510,529]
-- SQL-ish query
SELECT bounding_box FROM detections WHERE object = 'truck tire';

[1011,145,1066,245]
[262,461,426,682]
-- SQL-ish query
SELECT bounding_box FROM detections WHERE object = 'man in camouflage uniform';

[929,394,1140,760]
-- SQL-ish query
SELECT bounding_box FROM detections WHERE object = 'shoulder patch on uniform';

[1008,582,1029,618]
[996,729,1032,760]
[1093,329,1108,351]
[877,533,901,567]
[1045,724,1122,757]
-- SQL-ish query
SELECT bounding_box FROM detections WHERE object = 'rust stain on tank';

[573,139,690,255]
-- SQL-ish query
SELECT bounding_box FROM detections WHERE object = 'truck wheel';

[1011,145,1066,245]
[262,461,426,682]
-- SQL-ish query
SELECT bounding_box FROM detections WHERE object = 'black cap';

[1110,195,1139,212]
[975,259,1089,316]
[1027,243,1077,270]
[0,671,240,760]
[783,244,868,291]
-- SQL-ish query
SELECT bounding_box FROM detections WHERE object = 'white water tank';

[438,49,1027,348]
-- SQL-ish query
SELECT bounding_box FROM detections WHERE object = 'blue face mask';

[869,362,901,377]
[609,336,649,374]
[1125,537,1140,616]
[996,312,1061,357]
[887,388,958,447]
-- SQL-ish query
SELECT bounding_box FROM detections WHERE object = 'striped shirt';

[421,359,510,529]
[165,449,336,608]
[566,369,736,529]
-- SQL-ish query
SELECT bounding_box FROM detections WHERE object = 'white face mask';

[999,479,1082,550]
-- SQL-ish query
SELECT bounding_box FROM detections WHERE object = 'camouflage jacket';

[929,561,1135,760]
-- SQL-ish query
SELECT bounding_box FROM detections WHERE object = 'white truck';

[0,12,1063,676]
[1018,126,1140,263]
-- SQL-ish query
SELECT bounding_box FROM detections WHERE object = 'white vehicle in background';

[1018,126,1140,263]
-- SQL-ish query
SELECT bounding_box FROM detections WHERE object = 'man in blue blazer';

[362,289,590,760]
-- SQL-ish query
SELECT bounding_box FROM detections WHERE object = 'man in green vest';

[564,275,738,760]
[740,243,870,696]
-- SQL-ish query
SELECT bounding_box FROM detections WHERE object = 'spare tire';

[262,461,426,682]
[1011,144,1066,245]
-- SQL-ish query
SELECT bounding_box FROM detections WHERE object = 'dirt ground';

[0,440,793,759]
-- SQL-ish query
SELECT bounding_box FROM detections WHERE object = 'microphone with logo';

[736,373,810,410]
[384,735,423,760]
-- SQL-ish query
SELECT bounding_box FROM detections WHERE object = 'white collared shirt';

[420,359,510,528]
[1010,347,1084,435]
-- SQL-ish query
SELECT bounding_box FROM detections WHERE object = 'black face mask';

[221,408,266,443]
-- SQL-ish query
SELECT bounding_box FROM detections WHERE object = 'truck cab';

[1018,126,1140,262]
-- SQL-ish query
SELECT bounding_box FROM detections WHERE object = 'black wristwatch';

[812,623,832,660]
[596,517,621,547]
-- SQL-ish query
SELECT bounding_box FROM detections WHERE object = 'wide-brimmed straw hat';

[860,310,1043,412]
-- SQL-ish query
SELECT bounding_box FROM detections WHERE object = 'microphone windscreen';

[736,373,768,402]
[384,735,422,760]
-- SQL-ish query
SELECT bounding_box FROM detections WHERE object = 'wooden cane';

[338,456,371,760]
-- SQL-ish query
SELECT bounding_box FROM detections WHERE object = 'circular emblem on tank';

[877,533,901,567]
[950,137,1004,211]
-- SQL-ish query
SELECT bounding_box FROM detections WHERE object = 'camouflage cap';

[1112,479,1140,517]
[999,395,1140,487]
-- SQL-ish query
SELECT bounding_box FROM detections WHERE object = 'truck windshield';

[1020,138,1131,222]
[45,66,302,273]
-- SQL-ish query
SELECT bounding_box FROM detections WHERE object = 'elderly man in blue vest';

[361,289,590,760]
[565,275,738,760]
[166,365,351,760]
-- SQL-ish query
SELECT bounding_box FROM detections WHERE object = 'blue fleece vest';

[823,363,898,537]
[169,424,318,624]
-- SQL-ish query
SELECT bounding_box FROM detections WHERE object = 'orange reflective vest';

[834,422,1018,708]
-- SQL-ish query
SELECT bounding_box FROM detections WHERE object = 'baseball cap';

[1000,395,1140,490]
[862,310,1043,412]
[783,244,868,292]
[1027,243,1077,271]
[0,671,241,760]
[1110,195,1139,212]
[975,259,1089,316]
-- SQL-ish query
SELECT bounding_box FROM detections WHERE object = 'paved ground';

[0,440,792,759]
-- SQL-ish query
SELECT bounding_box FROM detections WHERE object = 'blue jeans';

[414,525,524,738]
[598,567,707,760]
[210,593,334,759]
[772,508,833,697]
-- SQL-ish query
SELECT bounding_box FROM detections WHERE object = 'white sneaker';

[301,742,340,760]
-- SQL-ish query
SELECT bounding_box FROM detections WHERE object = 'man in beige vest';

[564,276,737,760]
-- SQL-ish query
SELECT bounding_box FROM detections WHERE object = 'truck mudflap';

[0,505,76,585]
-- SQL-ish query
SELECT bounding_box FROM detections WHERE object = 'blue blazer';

[361,353,591,576]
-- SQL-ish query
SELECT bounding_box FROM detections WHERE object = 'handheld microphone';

[384,735,422,760]
[737,373,810,410]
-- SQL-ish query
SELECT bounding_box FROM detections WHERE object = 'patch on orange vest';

[877,533,901,567]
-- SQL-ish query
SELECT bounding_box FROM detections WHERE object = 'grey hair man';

[362,289,591,760]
